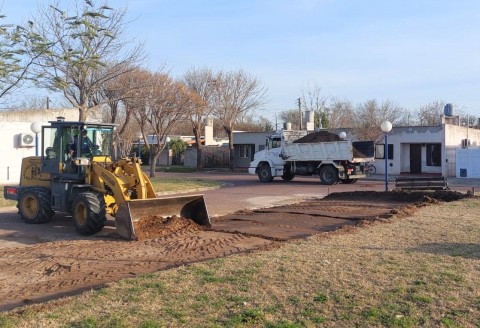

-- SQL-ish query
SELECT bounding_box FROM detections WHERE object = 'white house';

[372,118,480,178]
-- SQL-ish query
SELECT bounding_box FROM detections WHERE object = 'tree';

[182,67,215,170]
[279,109,301,130]
[354,99,408,140]
[132,72,191,177]
[300,84,329,129]
[0,14,51,103]
[415,100,447,126]
[169,138,188,165]
[30,0,143,121]
[211,69,266,171]
[98,67,154,157]
[235,115,274,132]
[324,98,356,129]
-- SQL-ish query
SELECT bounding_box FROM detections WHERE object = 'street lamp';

[166,137,171,169]
[30,122,42,156]
[381,120,393,192]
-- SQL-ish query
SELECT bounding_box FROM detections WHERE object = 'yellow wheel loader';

[3,119,210,240]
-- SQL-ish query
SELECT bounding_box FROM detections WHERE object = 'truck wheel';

[281,172,295,181]
[18,187,55,224]
[319,166,338,185]
[341,178,357,184]
[258,164,274,182]
[72,192,107,235]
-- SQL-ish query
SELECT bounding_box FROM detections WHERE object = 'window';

[426,144,441,166]
[375,144,393,159]
[268,137,281,149]
[238,145,250,158]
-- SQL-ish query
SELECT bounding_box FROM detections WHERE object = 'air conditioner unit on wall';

[18,133,35,147]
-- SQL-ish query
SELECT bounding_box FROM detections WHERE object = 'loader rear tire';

[18,187,55,224]
[73,192,107,235]
[258,164,274,182]
[319,166,338,185]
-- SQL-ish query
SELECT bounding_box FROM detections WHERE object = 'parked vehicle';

[248,130,374,185]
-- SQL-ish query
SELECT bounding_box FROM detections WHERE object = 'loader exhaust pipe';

[114,194,210,240]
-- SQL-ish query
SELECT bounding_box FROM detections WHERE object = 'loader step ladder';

[395,177,449,191]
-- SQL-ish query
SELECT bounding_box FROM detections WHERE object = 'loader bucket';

[114,194,210,240]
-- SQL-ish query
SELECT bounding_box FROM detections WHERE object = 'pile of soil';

[293,131,341,143]
[324,190,466,202]
[133,215,203,241]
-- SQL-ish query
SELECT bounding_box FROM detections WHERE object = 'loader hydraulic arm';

[87,158,156,216]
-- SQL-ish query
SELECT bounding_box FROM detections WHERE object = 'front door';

[410,144,422,174]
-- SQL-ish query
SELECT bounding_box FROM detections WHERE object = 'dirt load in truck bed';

[0,190,467,311]
[293,131,341,143]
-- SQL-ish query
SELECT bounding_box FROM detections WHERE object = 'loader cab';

[41,120,116,178]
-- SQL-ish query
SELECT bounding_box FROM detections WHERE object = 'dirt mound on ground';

[133,215,204,241]
[293,131,341,143]
[324,190,466,202]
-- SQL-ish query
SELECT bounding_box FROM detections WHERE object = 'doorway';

[410,144,422,174]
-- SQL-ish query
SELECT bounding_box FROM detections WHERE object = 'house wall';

[445,124,480,177]
[374,126,443,175]
[0,109,80,184]
[456,149,480,178]
[232,132,273,170]
[373,124,480,177]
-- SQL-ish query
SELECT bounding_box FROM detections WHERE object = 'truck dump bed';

[282,140,353,161]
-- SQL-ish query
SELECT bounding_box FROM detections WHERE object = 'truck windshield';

[268,137,281,149]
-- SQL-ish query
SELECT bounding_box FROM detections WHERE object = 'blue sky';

[3,0,480,122]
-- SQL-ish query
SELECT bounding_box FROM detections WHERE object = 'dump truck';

[3,119,210,240]
[248,130,375,185]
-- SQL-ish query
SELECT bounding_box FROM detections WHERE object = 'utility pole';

[46,97,50,109]
[297,98,302,130]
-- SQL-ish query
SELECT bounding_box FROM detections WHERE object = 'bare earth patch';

[0,190,468,312]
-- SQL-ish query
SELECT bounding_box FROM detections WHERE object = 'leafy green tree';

[0,15,48,102]
[169,138,188,165]
[29,0,143,121]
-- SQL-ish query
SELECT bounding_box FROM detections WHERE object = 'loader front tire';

[73,192,107,235]
[18,187,55,224]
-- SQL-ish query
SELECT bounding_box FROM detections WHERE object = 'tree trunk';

[149,147,161,177]
[193,127,204,171]
[78,105,88,121]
